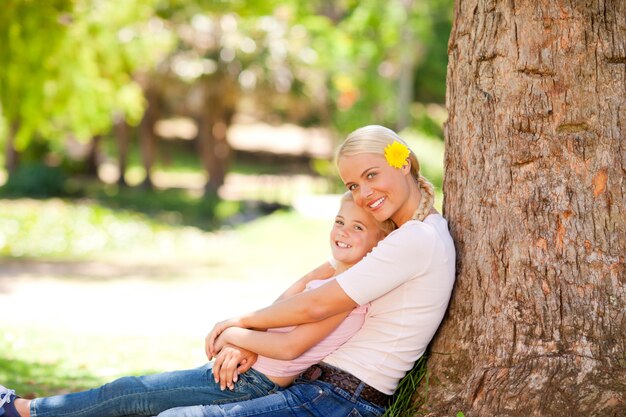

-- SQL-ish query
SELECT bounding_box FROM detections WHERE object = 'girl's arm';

[206,225,431,357]
[206,280,356,358]
[273,261,336,303]
[215,311,350,361]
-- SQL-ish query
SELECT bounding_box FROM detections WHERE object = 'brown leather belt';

[301,363,392,408]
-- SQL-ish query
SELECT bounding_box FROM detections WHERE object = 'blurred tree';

[0,0,73,176]
[0,0,172,181]
[280,0,452,135]
[1,0,452,196]
[144,3,334,195]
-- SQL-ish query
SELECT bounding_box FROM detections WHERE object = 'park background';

[0,0,451,407]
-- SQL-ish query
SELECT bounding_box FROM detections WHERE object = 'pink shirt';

[252,278,368,378]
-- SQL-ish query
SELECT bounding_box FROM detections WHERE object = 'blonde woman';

[165,125,456,417]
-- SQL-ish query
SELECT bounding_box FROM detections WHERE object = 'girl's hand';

[212,344,258,390]
[205,318,242,359]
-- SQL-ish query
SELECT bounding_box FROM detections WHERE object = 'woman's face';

[338,153,412,225]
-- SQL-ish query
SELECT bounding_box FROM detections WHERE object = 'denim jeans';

[30,364,280,417]
[155,378,385,417]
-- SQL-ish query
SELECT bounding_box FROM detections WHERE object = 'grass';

[383,356,429,417]
[0,198,332,397]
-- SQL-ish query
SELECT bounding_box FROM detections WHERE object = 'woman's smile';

[367,196,385,210]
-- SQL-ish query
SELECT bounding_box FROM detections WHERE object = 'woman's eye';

[347,184,357,191]
[335,220,344,225]
[354,225,364,231]
[366,172,376,179]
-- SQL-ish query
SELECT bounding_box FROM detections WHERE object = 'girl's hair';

[336,125,435,222]
[340,191,396,236]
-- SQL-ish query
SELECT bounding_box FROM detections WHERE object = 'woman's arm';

[206,280,356,358]
[215,311,350,361]
[273,261,335,303]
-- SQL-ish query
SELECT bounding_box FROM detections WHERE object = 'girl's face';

[338,153,413,226]
[330,200,384,267]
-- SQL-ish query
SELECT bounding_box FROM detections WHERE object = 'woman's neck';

[334,262,352,275]
[392,181,422,226]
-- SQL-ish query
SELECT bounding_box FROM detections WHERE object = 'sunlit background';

[0,0,451,397]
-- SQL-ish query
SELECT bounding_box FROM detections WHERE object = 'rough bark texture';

[425,1,626,416]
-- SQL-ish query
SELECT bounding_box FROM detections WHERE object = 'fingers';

[205,333,213,360]
[219,353,239,390]
[206,327,220,359]
[237,355,257,374]
[212,351,226,384]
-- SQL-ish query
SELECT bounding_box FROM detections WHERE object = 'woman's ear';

[401,159,411,175]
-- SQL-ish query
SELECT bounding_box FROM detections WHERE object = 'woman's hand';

[205,317,243,359]
[212,343,258,390]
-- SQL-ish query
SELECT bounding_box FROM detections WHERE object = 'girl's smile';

[330,200,384,271]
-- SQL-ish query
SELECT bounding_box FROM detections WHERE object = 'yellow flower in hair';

[384,141,410,169]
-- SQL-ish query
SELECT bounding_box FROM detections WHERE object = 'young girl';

[165,124,456,417]
[0,193,392,417]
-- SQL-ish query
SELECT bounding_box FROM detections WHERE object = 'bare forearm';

[221,328,297,360]
[240,280,356,329]
[206,280,357,358]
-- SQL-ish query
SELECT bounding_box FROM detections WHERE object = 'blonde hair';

[340,191,396,236]
[336,125,435,222]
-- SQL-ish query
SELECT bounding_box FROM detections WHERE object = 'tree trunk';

[425,1,626,416]
[196,74,237,196]
[114,115,130,187]
[85,135,101,177]
[139,87,159,190]
[5,122,19,177]
[396,0,417,132]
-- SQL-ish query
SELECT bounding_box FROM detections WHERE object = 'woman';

[162,124,456,417]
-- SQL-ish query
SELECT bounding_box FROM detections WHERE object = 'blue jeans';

[30,364,280,417]
[155,378,385,417]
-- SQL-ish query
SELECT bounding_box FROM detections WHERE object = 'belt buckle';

[305,365,323,381]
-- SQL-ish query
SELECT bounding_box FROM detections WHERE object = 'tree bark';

[425,1,626,416]
[114,115,130,187]
[196,74,238,196]
[139,86,159,190]
[5,122,19,177]
[85,135,101,177]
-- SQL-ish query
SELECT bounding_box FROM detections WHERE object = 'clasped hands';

[205,318,254,391]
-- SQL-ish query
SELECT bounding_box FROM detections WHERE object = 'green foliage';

[92,186,224,229]
[400,128,445,191]
[0,0,73,148]
[383,355,429,417]
[1,164,67,198]
[301,0,453,134]
[0,0,173,152]
[0,195,223,259]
